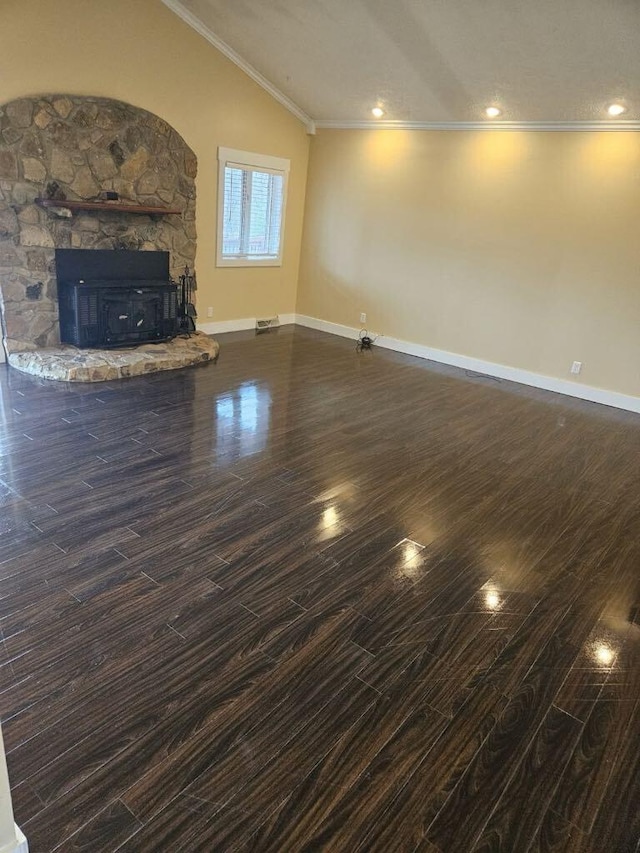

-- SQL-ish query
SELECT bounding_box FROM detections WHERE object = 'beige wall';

[0,0,309,323]
[297,129,640,398]
[3,2,640,401]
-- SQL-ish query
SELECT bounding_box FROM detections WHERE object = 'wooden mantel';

[35,198,181,216]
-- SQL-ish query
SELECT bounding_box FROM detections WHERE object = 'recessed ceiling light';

[607,103,626,117]
[485,107,501,118]
[371,106,384,118]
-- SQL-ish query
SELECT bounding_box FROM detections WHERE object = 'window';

[217,147,290,267]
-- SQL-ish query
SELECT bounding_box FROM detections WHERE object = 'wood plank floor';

[0,324,638,852]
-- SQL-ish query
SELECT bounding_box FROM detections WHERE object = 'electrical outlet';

[360,312,367,324]
[570,361,582,375]
[207,307,213,318]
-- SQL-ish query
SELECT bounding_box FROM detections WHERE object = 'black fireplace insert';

[56,249,178,348]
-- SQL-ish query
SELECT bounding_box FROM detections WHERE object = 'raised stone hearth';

[8,331,219,382]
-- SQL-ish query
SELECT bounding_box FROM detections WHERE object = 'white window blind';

[217,148,290,267]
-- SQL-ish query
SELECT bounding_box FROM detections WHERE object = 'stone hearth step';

[7,332,219,382]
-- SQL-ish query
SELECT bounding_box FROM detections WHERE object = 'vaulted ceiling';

[163,0,640,131]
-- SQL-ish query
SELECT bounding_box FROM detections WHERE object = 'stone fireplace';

[0,94,198,357]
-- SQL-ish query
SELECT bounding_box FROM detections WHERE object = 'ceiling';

[164,0,640,131]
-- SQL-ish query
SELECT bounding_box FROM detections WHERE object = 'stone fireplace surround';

[0,94,198,364]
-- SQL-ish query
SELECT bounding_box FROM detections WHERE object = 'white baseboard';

[293,315,357,340]
[277,313,297,326]
[294,314,640,414]
[197,317,255,334]
[197,313,296,335]
[0,825,27,853]
[14,825,27,853]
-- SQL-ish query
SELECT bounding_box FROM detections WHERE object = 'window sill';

[217,258,283,268]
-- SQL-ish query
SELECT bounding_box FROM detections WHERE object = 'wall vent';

[256,316,280,333]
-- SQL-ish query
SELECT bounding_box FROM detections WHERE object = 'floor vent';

[256,316,280,333]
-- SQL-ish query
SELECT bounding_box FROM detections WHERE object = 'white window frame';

[217,147,290,268]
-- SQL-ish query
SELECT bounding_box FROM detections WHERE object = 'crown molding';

[314,119,640,132]
[160,0,316,134]
[159,1,640,137]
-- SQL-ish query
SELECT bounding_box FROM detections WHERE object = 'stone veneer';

[0,94,197,355]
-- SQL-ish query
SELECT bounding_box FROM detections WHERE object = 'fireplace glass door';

[102,289,167,346]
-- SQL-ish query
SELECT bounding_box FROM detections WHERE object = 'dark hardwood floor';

[0,324,638,852]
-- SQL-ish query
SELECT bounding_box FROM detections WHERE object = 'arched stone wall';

[0,95,197,354]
